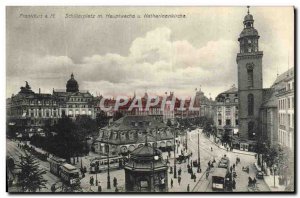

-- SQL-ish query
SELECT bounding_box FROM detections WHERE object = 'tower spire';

[247,6,250,14]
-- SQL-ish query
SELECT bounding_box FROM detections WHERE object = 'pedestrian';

[187,184,190,192]
[98,185,102,192]
[253,177,257,187]
[248,177,252,187]
[206,171,209,179]
[90,176,94,186]
[233,163,235,170]
[194,174,197,182]
[233,179,236,189]
[115,187,119,192]
[171,178,173,188]
[211,147,213,152]
[113,177,117,188]
[51,184,56,192]
[170,166,173,174]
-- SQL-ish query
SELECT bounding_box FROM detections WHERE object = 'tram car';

[90,155,127,173]
[60,164,80,186]
[48,156,80,186]
[49,156,66,176]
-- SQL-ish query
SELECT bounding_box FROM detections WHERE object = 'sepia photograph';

[6,6,295,193]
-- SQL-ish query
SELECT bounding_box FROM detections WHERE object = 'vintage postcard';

[6,6,295,193]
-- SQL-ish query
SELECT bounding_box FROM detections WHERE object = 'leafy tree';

[16,151,47,192]
[96,110,109,128]
[167,119,172,127]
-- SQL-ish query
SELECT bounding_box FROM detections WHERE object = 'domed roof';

[239,28,259,38]
[244,14,254,22]
[66,73,79,92]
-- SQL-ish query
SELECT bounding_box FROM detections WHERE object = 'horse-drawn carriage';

[176,152,192,164]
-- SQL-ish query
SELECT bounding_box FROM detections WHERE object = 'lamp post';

[197,131,201,173]
[106,138,111,189]
[173,128,177,179]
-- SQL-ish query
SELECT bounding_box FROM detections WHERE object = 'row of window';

[278,129,293,149]
[68,104,92,108]
[279,113,294,128]
[68,110,92,116]
[278,97,294,110]
[241,39,258,44]
[70,97,92,102]
[218,119,238,126]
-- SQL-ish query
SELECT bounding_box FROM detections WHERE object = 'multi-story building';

[53,74,95,119]
[7,82,60,127]
[214,85,239,137]
[274,68,294,150]
[93,115,174,156]
[7,73,96,127]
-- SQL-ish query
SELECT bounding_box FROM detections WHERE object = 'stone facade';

[7,74,96,127]
[237,10,264,141]
[214,85,239,137]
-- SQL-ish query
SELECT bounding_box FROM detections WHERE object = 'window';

[248,94,254,116]
[235,119,239,126]
[248,48,252,53]
[247,68,254,87]
[288,98,290,109]
[288,114,291,127]
[226,119,231,125]
[248,39,251,44]
[218,119,222,126]
[225,98,230,103]
[292,97,294,108]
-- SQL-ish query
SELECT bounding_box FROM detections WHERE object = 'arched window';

[248,121,255,139]
[247,68,254,87]
[248,94,254,116]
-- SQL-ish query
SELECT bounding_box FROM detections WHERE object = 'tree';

[96,110,109,128]
[16,151,47,192]
[167,119,172,127]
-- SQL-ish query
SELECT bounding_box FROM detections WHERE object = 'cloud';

[7,27,240,98]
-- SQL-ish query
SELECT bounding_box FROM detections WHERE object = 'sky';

[6,6,294,99]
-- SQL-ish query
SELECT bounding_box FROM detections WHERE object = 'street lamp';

[106,135,111,189]
[173,127,177,179]
[197,131,201,173]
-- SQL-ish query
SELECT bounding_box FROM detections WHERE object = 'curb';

[204,135,256,156]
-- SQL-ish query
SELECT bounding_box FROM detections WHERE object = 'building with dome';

[7,73,96,127]
[124,141,168,192]
[66,73,79,93]
[53,73,95,119]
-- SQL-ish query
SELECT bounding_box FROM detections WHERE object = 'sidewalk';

[254,163,286,192]
[206,135,256,156]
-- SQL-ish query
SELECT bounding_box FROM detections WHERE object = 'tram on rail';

[48,156,80,187]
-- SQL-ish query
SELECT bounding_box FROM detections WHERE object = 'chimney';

[39,88,41,94]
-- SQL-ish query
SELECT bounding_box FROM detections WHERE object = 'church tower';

[237,7,263,140]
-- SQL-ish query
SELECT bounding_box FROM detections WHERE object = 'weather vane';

[247,6,250,14]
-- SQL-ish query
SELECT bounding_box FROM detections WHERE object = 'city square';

[6,6,294,193]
